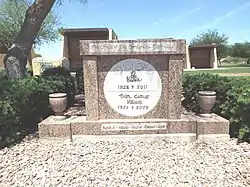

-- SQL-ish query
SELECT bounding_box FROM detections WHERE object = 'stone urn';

[198,91,216,118]
[49,93,67,119]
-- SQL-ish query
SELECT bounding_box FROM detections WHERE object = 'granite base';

[38,114,229,141]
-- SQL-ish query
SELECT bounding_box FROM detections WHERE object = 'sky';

[37,0,250,59]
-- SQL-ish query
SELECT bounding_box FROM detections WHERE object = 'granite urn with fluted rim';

[198,91,216,118]
[49,93,67,116]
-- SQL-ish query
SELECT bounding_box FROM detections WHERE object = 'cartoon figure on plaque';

[104,58,162,117]
[127,71,142,83]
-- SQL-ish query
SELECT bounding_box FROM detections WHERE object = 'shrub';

[42,66,71,77]
[219,77,250,141]
[41,67,76,105]
[182,73,231,114]
[0,73,76,149]
[0,69,8,81]
[76,69,84,94]
[182,73,250,142]
[2,77,61,125]
[0,100,25,148]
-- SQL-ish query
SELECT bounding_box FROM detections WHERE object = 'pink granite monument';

[39,38,230,141]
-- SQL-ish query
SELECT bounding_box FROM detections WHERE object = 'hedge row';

[0,68,76,149]
[182,73,250,142]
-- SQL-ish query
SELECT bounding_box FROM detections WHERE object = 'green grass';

[184,67,250,75]
[219,63,250,68]
[185,58,250,75]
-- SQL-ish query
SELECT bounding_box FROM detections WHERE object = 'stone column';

[63,36,69,59]
[60,35,64,57]
[108,28,113,40]
[213,47,218,68]
[185,45,191,69]
[83,56,99,120]
[32,57,42,76]
[168,55,183,119]
[210,47,218,68]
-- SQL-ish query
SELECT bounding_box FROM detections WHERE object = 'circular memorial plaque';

[103,58,162,116]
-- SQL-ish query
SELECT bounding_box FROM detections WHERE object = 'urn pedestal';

[49,93,67,120]
[198,91,216,118]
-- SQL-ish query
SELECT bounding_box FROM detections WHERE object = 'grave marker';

[39,38,230,141]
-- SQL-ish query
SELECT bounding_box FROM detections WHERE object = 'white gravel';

[0,137,249,187]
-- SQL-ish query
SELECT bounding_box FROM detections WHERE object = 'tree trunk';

[4,0,56,80]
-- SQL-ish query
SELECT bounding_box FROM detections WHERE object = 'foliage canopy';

[0,0,60,52]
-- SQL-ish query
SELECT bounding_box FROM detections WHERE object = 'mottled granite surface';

[97,55,170,120]
[83,56,99,120]
[196,114,230,135]
[82,39,185,120]
[80,39,186,56]
[38,114,229,138]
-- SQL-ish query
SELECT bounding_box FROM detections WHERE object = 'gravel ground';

[0,137,249,187]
